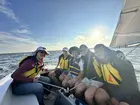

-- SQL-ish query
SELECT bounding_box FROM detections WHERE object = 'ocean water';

[0,48,140,82]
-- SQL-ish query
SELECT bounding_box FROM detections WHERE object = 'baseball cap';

[62,47,68,52]
[34,46,49,55]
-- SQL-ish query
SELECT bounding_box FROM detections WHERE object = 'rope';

[38,80,66,91]
[125,43,140,57]
[69,77,96,92]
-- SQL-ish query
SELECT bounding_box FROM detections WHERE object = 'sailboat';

[0,0,140,105]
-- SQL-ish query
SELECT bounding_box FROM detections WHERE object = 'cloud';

[0,0,36,50]
[0,0,11,5]
[12,28,32,35]
[0,0,6,5]
[0,42,37,53]
[42,26,113,51]
[0,32,38,44]
[0,32,39,53]
[43,42,71,51]
[74,26,112,48]
[0,0,19,22]
[0,39,13,45]
[0,0,32,34]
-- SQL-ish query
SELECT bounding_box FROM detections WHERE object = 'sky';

[0,0,123,53]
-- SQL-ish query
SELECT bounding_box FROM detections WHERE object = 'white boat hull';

[0,74,39,105]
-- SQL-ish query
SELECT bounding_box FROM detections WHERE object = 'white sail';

[110,0,140,47]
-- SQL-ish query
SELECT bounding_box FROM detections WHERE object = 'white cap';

[62,47,68,52]
[34,46,49,55]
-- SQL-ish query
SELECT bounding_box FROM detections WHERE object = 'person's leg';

[62,76,71,88]
[39,76,52,94]
[39,76,52,88]
[68,79,75,88]
[49,76,61,86]
[74,82,87,98]
[59,73,67,82]
[12,83,44,105]
[75,80,81,86]
[110,97,119,105]
[84,85,98,105]
[95,88,110,105]
[68,74,77,88]
[39,76,51,83]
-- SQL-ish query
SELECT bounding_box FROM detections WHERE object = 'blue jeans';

[12,76,51,105]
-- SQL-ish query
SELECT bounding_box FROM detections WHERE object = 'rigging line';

[125,43,140,57]
[122,5,140,12]
[116,31,140,35]
[121,8,138,14]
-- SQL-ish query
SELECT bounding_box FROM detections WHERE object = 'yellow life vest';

[69,58,81,76]
[57,55,71,70]
[69,65,80,75]
[19,56,42,79]
[23,66,41,78]
[93,58,122,86]
[18,56,29,67]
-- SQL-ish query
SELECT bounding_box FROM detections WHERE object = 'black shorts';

[55,69,69,79]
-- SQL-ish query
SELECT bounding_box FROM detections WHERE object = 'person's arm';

[11,59,34,82]
[75,71,84,81]
[76,58,84,80]
[68,71,84,87]
[56,55,62,68]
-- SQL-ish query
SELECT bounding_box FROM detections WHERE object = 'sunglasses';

[63,50,68,52]
[39,51,46,54]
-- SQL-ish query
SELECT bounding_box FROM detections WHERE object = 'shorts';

[81,77,103,88]
[67,73,77,78]
[55,69,69,78]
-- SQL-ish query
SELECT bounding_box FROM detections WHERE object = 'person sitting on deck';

[70,44,103,105]
[92,44,139,105]
[11,46,51,105]
[72,44,96,98]
[61,46,84,88]
[48,47,71,83]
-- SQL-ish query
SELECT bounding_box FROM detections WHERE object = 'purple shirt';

[11,58,36,83]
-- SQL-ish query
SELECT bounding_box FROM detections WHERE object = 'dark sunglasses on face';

[39,51,46,54]
[63,50,67,52]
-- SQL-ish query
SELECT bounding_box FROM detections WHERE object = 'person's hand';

[41,70,49,74]
[110,97,119,105]
[33,77,39,82]
[68,78,77,87]
[48,71,56,77]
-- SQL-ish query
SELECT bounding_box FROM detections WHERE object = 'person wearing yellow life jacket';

[72,44,103,105]
[73,44,97,98]
[57,47,71,70]
[11,46,51,105]
[61,46,83,88]
[49,47,71,82]
[92,44,139,105]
